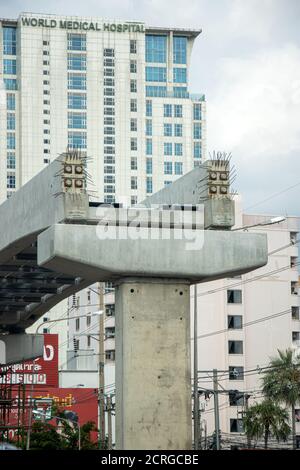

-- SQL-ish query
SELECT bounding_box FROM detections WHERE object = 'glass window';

[104,68,114,77]
[4,79,17,91]
[104,58,114,67]
[229,366,244,381]
[164,104,172,117]
[227,290,242,304]
[7,152,15,169]
[194,142,201,159]
[146,139,152,155]
[104,117,115,125]
[104,126,115,135]
[194,122,201,139]
[131,176,137,190]
[164,161,172,175]
[173,36,187,64]
[173,68,187,83]
[130,79,137,93]
[194,104,201,120]
[68,93,86,109]
[130,99,137,112]
[104,97,115,106]
[104,136,115,145]
[145,35,167,63]
[130,118,137,131]
[3,27,16,55]
[146,66,167,82]
[174,105,182,118]
[164,143,172,156]
[68,112,86,129]
[68,73,86,90]
[174,162,183,175]
[130,60,137,73]
[146,176,153,193]
[146,86,167,97]
[146,158,152,174]
[6,94,15,110]
[228,340,243,354]
[104,185,115,194]
[131,138,137,151]
[67,54,86,71]
[164,180,172,187]
[68,33,86,51]
[68,132,87,149]
[7,113,15,130]
[174,124,182,137]
[173,87,188,98]
[228,315,243,329]
[230,419,244,433]
[104,165,115,174]
[3,59,16,75]
[130,40,137,54]
[7,173,15,189]
[131,157,137,170]
[131,195,138,206]
[229,391,245,407]
[104,175,115,184]
[174,143,182,156]
[104,78,115,87]
[104,48,114,57]
[104,88,115,96]
[7,132,15,149]
[104,107,115,115]
[164,123,172,137]
[104,195,115,204]
[292,306,299,320]
[146,119,152,136]
[146,100,152,117]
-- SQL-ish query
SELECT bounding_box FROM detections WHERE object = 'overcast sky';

[1,0,300,217]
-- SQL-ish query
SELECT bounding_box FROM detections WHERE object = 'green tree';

[23,421,64,450]
[262,348,300,449]
[243,399,290,449]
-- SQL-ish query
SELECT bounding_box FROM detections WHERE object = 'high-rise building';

[0,13,206,204]
[0,13,207,375]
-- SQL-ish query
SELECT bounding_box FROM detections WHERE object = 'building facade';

[0,12,206,204]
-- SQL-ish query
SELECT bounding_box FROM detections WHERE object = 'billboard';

[7,388,98,442]
[0,334,59,387]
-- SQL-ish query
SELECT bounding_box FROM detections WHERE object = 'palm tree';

[262,348,300,449]
[243,400,290,449]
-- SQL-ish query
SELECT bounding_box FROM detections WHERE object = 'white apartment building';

[0,12,206,368]
[196,202,300,448]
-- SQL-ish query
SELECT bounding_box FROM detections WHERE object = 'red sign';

[0,334,59,387]
[7,388,98,442]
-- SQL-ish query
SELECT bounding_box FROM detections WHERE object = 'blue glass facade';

[3,59,16,75]
[4,79,17,90]
[173,68,187,83]
[68,73,86,90]
[146,66,167,82]
[3,27,16,55]
[68,112,86,129]
[67,54,86,71]
[173,37,187,64]
[173,87,188,98]
[146,86,167,97]
[68,93,86,109]
[68,132,87,148]
[145,35,167,63]
[67,33,86,51]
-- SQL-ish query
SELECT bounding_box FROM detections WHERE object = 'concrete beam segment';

[0,333,44,364]
[115,279,191,450]
[37,224,268,283]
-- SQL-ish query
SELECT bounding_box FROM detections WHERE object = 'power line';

[245,181,300,211]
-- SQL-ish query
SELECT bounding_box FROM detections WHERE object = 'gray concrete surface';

[115,279,191,449]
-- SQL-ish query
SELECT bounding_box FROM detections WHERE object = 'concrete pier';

[115,279,192,450]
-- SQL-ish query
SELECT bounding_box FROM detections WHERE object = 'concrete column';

[115,278,192,450]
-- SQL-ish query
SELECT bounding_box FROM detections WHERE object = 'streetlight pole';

[98,282,105,449]
[26,312,102,450]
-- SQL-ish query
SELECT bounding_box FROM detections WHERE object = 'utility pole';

[213,369,221,450]
[107,395,113,450]
[98,282,105,449]
[244,393,251,448]
[193,284,200,450]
